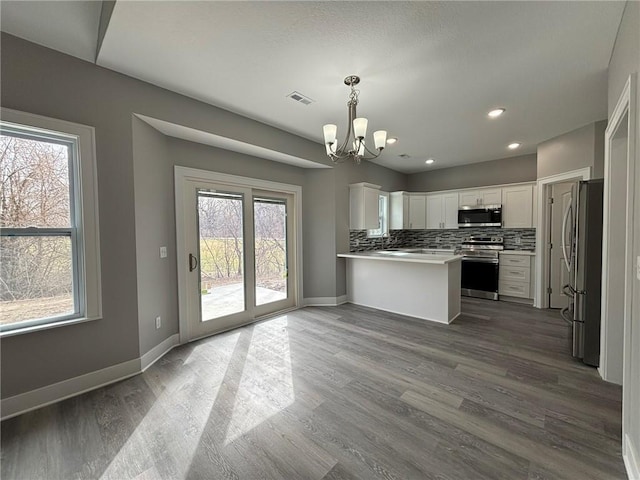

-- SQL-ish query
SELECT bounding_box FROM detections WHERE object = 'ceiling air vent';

[398,154,411,159]
[286,91,314,105]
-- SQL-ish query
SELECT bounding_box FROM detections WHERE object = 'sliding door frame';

[175,166,303,343]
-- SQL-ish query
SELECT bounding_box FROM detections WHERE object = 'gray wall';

[132,121,310,355]
[0,33,330,398]
[407,154,537,192]
[536,120,607,179]
[132,119,177,356]
[608,1,639,117]
[607,0,640,461]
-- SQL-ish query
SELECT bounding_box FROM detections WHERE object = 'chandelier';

[322,75,387,164]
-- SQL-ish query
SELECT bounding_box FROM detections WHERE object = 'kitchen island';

[337,251,462,324]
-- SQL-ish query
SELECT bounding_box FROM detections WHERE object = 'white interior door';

[549,182,575,308]
[179,179,296,340]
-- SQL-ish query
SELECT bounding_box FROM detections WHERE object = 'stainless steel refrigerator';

[560,179,604,366]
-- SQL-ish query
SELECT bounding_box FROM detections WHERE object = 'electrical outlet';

[436,236,442,243]
[155,316,161,329]
[160,246,167,258]
[515,237,522,245]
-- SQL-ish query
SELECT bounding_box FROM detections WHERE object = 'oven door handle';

[461,257,499,264]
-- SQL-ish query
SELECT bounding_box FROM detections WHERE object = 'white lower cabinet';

[499,253,535,302]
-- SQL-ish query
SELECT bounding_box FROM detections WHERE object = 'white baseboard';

[1,334,181,421]
[140,334,180,372]
[625,434,640,480]
[1,358,140,421]
[304,295,348,306]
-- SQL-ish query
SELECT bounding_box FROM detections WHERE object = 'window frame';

[367,192,389,238]
[0,108,101,336]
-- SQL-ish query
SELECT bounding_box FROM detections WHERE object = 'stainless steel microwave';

[458,205,502,227]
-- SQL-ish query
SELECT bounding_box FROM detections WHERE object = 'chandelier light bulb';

[353,118,368,139]
[323,124,337,144]
[373,130,387,150]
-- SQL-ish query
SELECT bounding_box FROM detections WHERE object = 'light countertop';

[338,251,462,265]
[500,250,536,256]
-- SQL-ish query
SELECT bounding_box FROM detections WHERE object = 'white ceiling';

[1,1,625,174]
[0,0,101,63]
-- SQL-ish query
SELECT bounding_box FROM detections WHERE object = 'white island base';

[338,252,462,324]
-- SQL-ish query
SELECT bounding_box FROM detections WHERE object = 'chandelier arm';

[362,143,383,158]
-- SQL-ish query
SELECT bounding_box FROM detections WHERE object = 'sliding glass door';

[179,179,296,340]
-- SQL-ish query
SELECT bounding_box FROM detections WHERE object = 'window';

[367,192,389,238]
[0,109,101,335]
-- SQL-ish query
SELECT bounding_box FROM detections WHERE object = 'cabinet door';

[349,184,381,229]
[459,191,479,207]
[363,187,381,229]
[408,195,426,229]
[426,195,443,229]
[502,185,533,228]
[481,188,502,205]
[389,192,408,229]
[442,194,459,229]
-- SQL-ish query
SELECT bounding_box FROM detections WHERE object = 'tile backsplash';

[350,228,536,252]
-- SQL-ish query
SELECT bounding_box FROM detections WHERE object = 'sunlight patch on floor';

[99,332,241,480]
[224,316,294,445]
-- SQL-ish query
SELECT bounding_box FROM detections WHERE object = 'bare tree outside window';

[0,134,75,325]
[196,191,288,320]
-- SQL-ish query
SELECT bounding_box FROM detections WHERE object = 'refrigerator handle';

[562,284,576,298]
[561,202,572,272]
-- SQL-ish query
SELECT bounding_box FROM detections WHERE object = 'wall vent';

[286,91,314,105]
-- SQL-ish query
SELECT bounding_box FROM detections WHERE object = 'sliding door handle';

[189,253,199,272]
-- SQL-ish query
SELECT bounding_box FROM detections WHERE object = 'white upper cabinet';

[502,184,534,228]
[408,194,427,229]
[389,192,427,229]
[389,191,409,229]
[426,195,443,229]
[426,193,459,229]
[443,194,459,228]
[349,183,381,230]
[390,182,535,230]
[459,188,502,207]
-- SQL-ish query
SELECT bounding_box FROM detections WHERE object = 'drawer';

[500,265,529,282]
[499,281,530,298]
[500,255,530,266]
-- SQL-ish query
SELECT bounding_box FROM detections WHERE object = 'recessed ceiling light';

[387,137,398,145]
[508,142,521,150]
[425,158,435,165]
[488,108,505,118]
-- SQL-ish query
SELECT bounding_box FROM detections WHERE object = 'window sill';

[0,315,102,338]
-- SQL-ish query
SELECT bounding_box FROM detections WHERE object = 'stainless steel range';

[460,236,504,300]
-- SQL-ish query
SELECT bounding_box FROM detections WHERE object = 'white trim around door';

[534,167,592,309]
[174,166,303,343]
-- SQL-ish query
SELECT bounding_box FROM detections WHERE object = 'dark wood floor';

[1,298,626,479]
